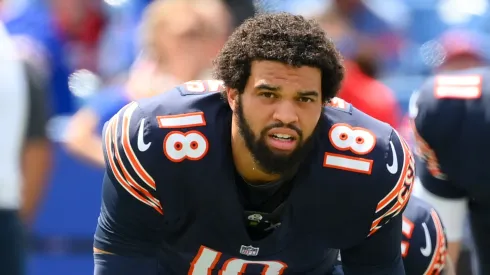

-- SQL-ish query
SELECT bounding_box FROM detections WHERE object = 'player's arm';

[64,107,105,166]
[94,102,164,275]
[341,130,414,275]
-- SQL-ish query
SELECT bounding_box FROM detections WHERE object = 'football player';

[411,66,490,274]
[93,13,415,274]
[335,196,454,275]
[401,196,452,275]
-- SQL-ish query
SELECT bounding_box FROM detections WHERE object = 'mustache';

[261,122,303,139]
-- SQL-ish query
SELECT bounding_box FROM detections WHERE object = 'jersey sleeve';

[340,129,414,275]
[369,129,415,237]
[401,197,448,275]
[94,101,164,274]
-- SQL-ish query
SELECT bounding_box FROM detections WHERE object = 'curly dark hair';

[213,12,345,103]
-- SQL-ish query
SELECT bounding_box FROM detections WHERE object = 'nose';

[272,100,299,125]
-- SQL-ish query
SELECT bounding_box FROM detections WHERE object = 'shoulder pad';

[402,197,447,275]
[415,67,489,115]
[322,106,415,237]
[412,68,490,180]
[178,79,225,96]
[324,97,353,113]
[135,80,226,127]
[415,67,490,119]
[135,80,229,163]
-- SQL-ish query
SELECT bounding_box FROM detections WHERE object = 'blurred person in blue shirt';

[315,0,403,74]
[97,0,152,79]
[64,0,231,167]
[2,0,107,115]
[97,0,255,80]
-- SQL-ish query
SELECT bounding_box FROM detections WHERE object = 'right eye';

[259,92,277,99]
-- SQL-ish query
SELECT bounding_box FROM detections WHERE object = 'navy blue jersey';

[335,196,448,275]
[94,80,415,274]
[402,196,447,275]
[411,67,490,199]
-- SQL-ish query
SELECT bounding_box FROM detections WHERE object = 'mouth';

[267,133,298,151]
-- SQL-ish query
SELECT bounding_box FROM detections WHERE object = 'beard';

[235,96,318,176]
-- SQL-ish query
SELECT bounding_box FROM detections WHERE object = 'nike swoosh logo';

[386,141,398,174]
[137,119,151,152]
[420,222,432,257]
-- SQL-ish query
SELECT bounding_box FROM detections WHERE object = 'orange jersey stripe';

[111,111,162,212]
[424,210,447,275]
[104,115,163,215]
[369,130,415,236]
[121,102,156,190]
[376,130,412,212]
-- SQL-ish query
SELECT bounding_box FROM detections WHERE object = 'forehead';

[249,60,321,89]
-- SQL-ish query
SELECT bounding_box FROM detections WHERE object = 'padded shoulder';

[412,67,490,180]
[402,197,447,275]
[322,99,415,237]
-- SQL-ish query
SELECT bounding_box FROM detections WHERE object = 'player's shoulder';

[402,196,447,275]
[322,98,415,236]
[411,67,490,160]
[104,79,229,162]
[324,97,394,142]
[123,79,229,160]
[413,66,490,120]
[418,66,489,101]
[323,97,411,180]
[136,79,227,122]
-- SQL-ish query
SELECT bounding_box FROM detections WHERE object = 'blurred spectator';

[317,0,403,73]
[97,0,252,80]
[222,0,255,29]
[137,0,231,84]
[337,54,402,128]
[64,0,232,167]
[0,19,51,275]
[436,29,487,72]
[97,0,153,79]
[2,0,107,115]
[0,19,26,275]
[19,54,52,226]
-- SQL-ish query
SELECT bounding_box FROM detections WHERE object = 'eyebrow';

[255,83,279,91]
[255,84,319,97]
[297,91,319,98]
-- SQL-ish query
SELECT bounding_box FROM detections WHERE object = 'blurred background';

[0,0,488,274]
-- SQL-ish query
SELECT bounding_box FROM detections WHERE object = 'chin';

[269,148,295,156]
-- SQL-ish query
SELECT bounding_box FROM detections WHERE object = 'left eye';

[260,92,276,98]
[298,97,313,103]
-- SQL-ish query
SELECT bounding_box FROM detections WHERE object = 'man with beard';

[93,13,414,275]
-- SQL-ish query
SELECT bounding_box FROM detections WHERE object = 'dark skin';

[226,60,323,183]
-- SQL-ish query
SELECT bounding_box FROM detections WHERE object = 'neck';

[231,119,281,184]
